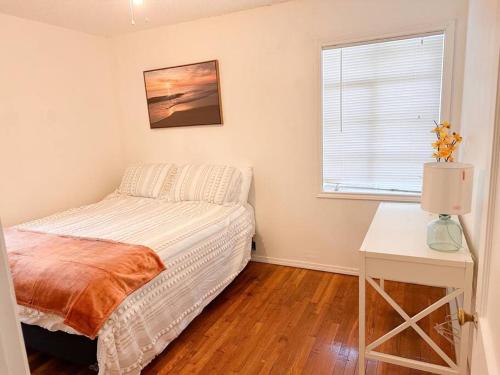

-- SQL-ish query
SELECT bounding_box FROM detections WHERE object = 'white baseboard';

[251,254,358,276]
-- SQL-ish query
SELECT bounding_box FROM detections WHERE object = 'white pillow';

[119,163,177,198]
[237,166,253,203]
[169,164,243,204]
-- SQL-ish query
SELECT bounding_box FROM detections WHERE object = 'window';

[322,32,446,197]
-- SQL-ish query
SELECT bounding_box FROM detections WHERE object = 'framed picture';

[143,60,223,128]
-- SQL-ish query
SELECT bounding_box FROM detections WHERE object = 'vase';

[426,214,462,252]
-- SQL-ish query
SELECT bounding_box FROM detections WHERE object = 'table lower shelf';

[366,350,460,375]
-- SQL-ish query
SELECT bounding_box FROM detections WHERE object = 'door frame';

[470,53,500,374]
[0,223,30,375]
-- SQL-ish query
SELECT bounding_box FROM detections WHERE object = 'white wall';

[111,0,468,271]
[458,0,500,372]
[0,14,124,226]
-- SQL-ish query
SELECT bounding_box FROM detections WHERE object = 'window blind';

[322,33,445,195]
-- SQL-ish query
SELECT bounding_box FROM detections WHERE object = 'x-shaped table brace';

[365,276,461,373]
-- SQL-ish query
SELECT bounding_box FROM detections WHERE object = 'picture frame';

[143,60,223,128]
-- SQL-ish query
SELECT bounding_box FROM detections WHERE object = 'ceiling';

[0,0,288,36]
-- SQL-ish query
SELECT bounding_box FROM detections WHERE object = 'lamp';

[421,162,473,252]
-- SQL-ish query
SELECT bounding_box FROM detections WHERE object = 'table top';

[360,202,473,267]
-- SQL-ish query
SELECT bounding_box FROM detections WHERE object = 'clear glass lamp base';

[427,214,463,252]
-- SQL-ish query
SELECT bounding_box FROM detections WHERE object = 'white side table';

[359,202,473,375]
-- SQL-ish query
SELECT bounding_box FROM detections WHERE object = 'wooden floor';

[27,262,455,374]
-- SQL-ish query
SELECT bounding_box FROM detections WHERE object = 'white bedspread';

[16,194,255,374]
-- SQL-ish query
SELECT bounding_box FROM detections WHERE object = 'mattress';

[15,193,255,374]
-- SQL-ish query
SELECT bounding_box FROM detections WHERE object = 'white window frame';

[317,22,456,202]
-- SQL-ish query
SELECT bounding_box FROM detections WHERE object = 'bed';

[8,163,255,374]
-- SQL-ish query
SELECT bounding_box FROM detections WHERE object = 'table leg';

[359,253,366,374]
[459,263,473,374]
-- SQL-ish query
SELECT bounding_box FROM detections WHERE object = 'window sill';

[316,192,421,203]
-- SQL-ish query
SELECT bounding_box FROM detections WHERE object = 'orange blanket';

[5,228,166,339]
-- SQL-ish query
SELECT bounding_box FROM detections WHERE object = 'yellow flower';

[437,148,452,158]
[431,120,461,161]
[453,132,463,143]
[439,131,450,141]
[432,138,449,148]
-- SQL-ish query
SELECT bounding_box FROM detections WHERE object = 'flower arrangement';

[431,121,462,162]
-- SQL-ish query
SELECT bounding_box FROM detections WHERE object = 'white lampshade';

[421,162,473,215]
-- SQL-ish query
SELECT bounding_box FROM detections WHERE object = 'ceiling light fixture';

[129,0,144,25]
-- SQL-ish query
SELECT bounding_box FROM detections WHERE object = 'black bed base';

[22,323,98,366]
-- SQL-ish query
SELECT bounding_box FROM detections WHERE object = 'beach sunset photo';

[143,60,222,128]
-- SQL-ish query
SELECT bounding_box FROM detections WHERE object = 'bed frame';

[22,323,97,366]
